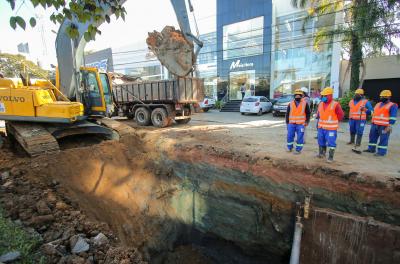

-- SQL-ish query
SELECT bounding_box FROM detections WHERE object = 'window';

[223,16,264,60]
[243,97,258,102]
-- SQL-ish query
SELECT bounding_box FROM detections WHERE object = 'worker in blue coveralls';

[364,90,398,156]
[286,89,311,155]
[347,89,373,148]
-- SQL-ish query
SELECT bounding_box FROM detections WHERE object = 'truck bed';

[113,77,204,104]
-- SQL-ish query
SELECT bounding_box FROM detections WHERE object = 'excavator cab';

[78,67,114,117]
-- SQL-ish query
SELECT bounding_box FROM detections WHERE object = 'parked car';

[199,96,216,112]
[272,94,294,116]
[240,96,272,116]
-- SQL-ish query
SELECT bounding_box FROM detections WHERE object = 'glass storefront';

[229,70,256,100]
[197,32,218,99]
[271,11,335,98]
[223,16,264,60]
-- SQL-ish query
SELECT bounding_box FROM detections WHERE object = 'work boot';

[347,134,355,145]
[355,135,362,147]
[363,149,374,153]
[316,146,326,158]
[327,149,335,163]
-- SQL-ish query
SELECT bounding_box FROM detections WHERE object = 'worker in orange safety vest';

[316,87,344,162]
[286,89,311,154]
[347,88,373,148]
[364,90,398,156]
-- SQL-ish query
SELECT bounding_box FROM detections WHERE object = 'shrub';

[338,90,355,119]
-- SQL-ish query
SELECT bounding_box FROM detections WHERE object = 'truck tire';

[151,108,171,128]
[176,118,191,124]
[135,107,151,126]
[203,107,210,112]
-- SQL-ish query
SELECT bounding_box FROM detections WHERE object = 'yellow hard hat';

[294,89,303,95]
[379,90,392,97]
[320,87,333,96]
[355,88,364,95]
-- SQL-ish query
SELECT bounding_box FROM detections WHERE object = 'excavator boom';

[56,0,203,101]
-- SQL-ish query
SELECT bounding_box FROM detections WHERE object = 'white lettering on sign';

[86,59,108,71]
[229,59,254,70]
[0,102,5,113]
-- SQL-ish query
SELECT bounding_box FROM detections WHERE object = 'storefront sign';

[229,59,254,70]
[86,59,108,71]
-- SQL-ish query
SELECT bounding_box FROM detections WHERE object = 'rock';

[92,233,109,246]
[42,242,60,256]
[0,251,21,263]
[62,227,75,241]
[55,201,68,210]
[2,181,13,188]
[0,171,10,180]
[70,236,90,254]
[31,215,54,226]
[36,200,52,215]
[10,167,24,176]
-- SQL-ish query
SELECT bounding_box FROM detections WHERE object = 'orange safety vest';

[349,99,367,120]
[372,102,394,126]
[289,100,307,124]
[318,101,339,130]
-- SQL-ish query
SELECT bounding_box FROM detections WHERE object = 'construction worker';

[316,87,344,162]
[347,89,373,147]
[364,90,398,156]
[286,89,311,154]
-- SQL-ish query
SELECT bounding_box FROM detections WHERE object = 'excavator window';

[81,71,104,110]
[99,73,112,105]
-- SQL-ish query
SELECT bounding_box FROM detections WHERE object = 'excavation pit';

[1,133,400,263]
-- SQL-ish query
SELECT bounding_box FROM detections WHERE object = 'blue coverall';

[286,101,311,152]
[349,100,373,136]
[367,102,398,156]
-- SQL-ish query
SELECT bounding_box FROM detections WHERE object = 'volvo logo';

[230,59,254,70]
[0,96,26,103]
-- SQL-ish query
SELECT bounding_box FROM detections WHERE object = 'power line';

[111,6,349,55]
[112,22,400,69]
[112,5,400,56]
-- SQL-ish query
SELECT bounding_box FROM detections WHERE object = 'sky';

[0,0,216,68]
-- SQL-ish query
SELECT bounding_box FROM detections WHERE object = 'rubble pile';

[0,165,146,264]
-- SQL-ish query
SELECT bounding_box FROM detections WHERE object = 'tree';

[291,0,400,91]
[5,0,126,41]
[0,53,49,78]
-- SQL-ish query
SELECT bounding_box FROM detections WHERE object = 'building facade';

[270,0,341,99]
[197,31,218,99]
[217,0,273,100]
[85,1,343,101]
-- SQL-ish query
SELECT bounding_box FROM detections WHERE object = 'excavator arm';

[56,0,203,101]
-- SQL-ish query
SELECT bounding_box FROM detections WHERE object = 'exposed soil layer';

[1,127,400,263]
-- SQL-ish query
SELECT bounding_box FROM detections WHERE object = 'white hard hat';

[300,87,308,92]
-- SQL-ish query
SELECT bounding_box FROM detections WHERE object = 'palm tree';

[291,0,400,91]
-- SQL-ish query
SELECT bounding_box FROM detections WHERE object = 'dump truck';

[112,77,204,127]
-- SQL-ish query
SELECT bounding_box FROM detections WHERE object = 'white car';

[240,96,272,115]
[199,96,216,112]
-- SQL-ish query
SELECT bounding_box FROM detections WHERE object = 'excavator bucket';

[146,26,195,77]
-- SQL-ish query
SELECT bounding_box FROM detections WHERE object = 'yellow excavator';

[0,0,203,156]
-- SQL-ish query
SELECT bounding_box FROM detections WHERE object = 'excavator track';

[6,122,60,157]
[98,118,136,138]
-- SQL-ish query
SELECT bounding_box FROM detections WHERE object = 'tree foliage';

[291,0,400,90]
[6,0,126,41]
[0,53,49,78]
